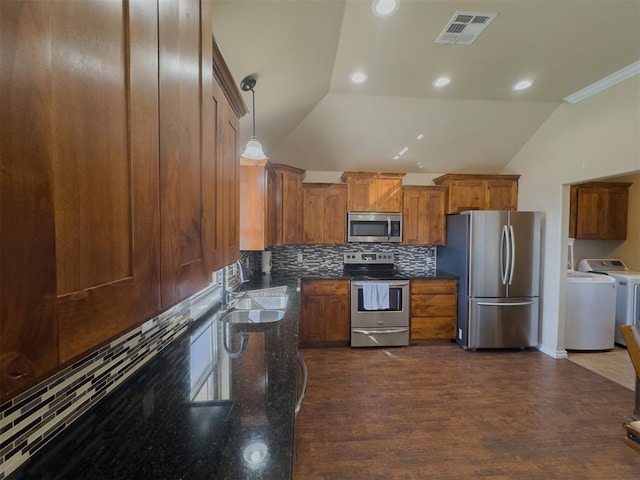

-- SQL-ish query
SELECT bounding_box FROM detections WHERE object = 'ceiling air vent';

[435,11,498,45]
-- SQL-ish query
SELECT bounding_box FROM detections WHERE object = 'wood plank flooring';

[293,345,640,479]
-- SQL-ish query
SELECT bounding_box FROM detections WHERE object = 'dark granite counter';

[9,270,457,480]
[11,274,301,480]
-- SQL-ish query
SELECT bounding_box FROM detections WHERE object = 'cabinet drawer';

[411,280,457,295]
[302,280,349,296]
[411,317,456,340]
[411,294,456,316]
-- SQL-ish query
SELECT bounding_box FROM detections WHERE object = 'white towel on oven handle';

[363,283,390,310]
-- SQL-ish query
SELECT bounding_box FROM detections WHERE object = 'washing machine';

[565,271,616,350]
[578,259,640,346]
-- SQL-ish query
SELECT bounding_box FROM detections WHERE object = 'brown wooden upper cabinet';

[240,158,277,250]
[341,172,405,212]
[0,0,246,402]
[302,184,348,244]
[433,174,520,214]
[569,182,632,240]
[402,186,447,245]
[273,164,306,245]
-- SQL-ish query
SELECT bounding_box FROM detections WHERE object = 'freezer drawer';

[467,297,539,349]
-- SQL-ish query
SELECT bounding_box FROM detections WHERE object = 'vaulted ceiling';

[212,0,640,174]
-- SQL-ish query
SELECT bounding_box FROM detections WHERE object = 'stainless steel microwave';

[347,212,402,243]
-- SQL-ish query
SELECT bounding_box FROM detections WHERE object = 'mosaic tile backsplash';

[267,244,437,275]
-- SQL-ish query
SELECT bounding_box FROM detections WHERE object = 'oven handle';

[352,328,409,335]
[351,281,410,288]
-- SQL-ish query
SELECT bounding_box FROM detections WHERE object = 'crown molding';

[564,60,640,104]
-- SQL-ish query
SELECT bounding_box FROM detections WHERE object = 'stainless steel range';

[344,252,410,347]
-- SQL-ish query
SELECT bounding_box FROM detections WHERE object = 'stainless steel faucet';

[220,259,249,310]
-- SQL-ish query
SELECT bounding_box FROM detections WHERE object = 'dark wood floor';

[293,345,640,479]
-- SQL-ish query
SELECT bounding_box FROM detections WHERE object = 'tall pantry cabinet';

[0,0,246,402]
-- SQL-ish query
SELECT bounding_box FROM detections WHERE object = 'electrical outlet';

[297,253,303,262]
[458,328,462,340]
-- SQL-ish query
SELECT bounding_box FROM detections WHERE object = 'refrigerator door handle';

[508,224,516,285]
[477,301,534,307]
[500,225,509,285]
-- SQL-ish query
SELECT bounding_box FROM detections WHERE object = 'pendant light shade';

[240,75,266,160]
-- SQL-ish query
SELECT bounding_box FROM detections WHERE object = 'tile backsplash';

[266,244,437,275]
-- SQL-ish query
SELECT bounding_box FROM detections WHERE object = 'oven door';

[350,280,409,328]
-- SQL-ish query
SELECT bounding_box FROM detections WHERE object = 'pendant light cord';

[251,88,256,137]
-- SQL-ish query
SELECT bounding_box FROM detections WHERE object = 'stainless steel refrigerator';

[438,211,542,349]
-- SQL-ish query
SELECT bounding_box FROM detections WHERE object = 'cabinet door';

[324,295,350,342]
[485,179,518,211]
[605,186,629,240]
[159,0,216,308]
[574,186,604,239]
[323,184,347,244]
[281,170,303,244]
[302,185,325,244]
[300,295,326,346]
[376,178,403,212]
[347,176,375,211]
[216,78,240,266]
[303,184,347,245]
[447,180,484,213]
[402,187,446,245]
[1,0,162,398]
[403,189,424,245]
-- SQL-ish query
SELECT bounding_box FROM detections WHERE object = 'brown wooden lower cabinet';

[410,279,457,341]
[300,280,350,347]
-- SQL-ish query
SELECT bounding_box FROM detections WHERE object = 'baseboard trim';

[538,343,568,359]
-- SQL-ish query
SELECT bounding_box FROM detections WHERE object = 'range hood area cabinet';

[341,172,405,213]
[433,174,520,214]
[1,0,245,402]
[569,182,632,240]
[302,183,347,245]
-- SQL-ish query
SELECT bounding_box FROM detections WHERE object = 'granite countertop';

[10,270,457,480]
[11,274,301,480]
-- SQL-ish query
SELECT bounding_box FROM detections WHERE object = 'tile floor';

[568,346,636,390]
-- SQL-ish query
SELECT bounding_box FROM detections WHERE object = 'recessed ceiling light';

[512,80,533,91]
[398,147,409,156]
[350,72,368,84]
[416,161,424,169]
[432,76,451,88]
[393,155,400,160]
[372,0,399,17]
[416,134,424,140]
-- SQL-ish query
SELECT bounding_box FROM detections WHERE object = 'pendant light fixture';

[240,75,267,160]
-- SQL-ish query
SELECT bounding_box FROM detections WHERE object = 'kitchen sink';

[221,309,285,324]
[233,295,289,310]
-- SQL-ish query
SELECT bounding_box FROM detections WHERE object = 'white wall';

[503,76,640,358]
